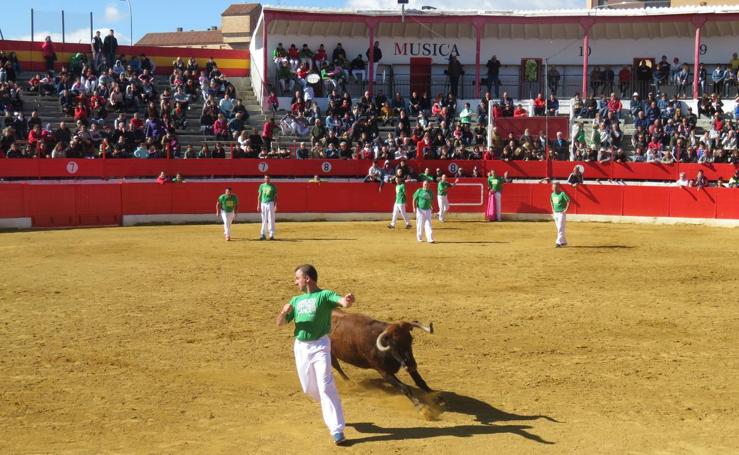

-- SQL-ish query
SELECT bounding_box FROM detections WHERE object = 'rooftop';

[136,30,224,47]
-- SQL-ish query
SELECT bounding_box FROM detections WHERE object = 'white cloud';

[105,5,125,22]
[345,0,583,10]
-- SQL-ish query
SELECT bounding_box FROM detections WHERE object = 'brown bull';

[329,310,435,410]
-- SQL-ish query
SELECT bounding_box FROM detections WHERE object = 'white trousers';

[494,192,502,222]
[437,195,449,221]
[554,212,567,245]
[260,202,276,237]
[293,336,345,435]
[351,69,366,81]
[390,203,409,227]
[416,208,434,242]
[221,210,235,237]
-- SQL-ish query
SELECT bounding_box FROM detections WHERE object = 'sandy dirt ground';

[1,220,738,454]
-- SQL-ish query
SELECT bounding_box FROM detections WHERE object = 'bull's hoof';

[417,403,443,421]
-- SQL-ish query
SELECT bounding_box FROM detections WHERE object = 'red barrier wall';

[3,158,736,181]
[0,39,249,76]
[493,116,570,141]
[2,181,738,228]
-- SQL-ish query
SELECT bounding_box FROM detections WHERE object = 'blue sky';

[1,0,581,44]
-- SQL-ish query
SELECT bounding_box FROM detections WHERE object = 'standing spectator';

[698,63,707,95]
[676,64,690,98]
[446,56,463,98]
[486,55,501,98]
[41,36,57,72]
[618,65,631,98]
[413,180,435,243]
[547,66,560,95]
[91,30,103,71]
[366,41,382,82]
[712,65,725,95]
[388,175,411,229]
[257,175,277,241]
[262,118,277,152]
[216,187,239,241]
[552,131,568,161]
[550,182,570,248]
[103,30,118,69]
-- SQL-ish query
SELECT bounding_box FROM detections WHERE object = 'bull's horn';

[376,329,391,352]
[410,321,434,334]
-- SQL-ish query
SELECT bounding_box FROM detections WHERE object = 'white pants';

[390,203,409,227]
[437,195,449,221]
[260,202,276,237]
[293,336,345,435]
[554,212,567,245]
[416,208,434,242]
[221,210,235,237]
[494,191,502,222]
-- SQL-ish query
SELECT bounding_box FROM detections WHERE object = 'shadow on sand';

[345,379,558,446]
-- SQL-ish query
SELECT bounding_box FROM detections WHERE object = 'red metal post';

[581,29,590,97]
[474,21,482,98]
[692,18,704,99]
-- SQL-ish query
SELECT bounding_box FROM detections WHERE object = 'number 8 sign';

[321,162,333,173]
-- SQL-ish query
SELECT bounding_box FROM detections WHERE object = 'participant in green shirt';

[276,264,355,445]
[417,167,435,182]
[257,175,278,240]
[216,187,239,241]
[486,170,504,222]
[436,174,458,222]
[413,180,435,243]
[388,176,411,229]
[550,182,570,248]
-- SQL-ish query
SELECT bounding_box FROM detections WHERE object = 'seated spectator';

[513,104,528,118]
[547,94,559,116]
[533,93,545,116]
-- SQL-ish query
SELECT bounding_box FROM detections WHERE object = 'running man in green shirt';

[550,182,571,247]
[257,175,277,240]
[413,180,435,243]
[436,174,459,222]
[388,176,411,229]
[276,264,355,446]
[215,187,238,241]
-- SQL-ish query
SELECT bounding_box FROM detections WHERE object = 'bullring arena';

[2,1,739,453]
[2,220,739,453]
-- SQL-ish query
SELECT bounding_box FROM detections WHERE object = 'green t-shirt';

[550,191,570,213]
[437,181,451,196]
[258,183,277,203]
[218,194,238,212]
[395,183,407,204]
[417,173,435,182]
[413,188,433,210]
[285,289,341,341]
[488,176,504,192]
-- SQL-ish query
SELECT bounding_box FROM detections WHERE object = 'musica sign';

[393,42,461,58]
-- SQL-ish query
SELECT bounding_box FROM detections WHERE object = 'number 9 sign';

[321,162,333,173]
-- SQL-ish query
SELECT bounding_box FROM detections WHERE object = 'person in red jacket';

[513,104,528,118]
[41,36,56,72]
[262,118,277,153]
[533,93,546,116]
[607,93,623,120]
[213,113,229,140]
